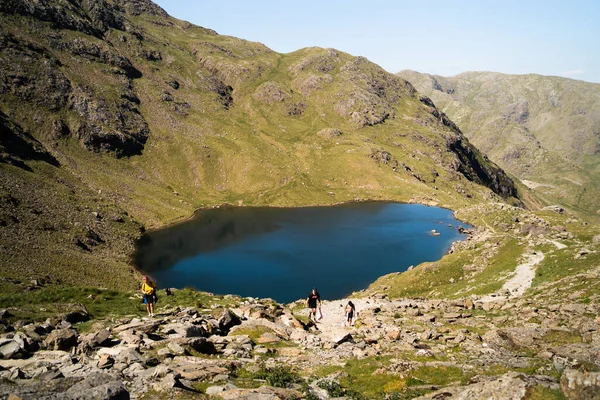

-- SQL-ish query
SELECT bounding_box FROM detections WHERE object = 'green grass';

[368,236,524,299]
[0,286,242,323]
[407,365,466,386]
[525,385,567,400]
[312,357,476,399]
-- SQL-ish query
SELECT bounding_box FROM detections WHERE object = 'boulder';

[116,329,142,345]
[206,383,238,395]
[93,329,112,347]
[386,329,402,341]
[257,332,281,344]
[162,323,205,338]
[414,372,529,399]
[44,328,78,351]
[560,303,587,315]
[0,340,25,359]
[185,337,217,355]
[331,332,353,346]
[66,381,129,400]
[97,354,114,369]
[9,367,26,380]
[483,327,547,351]
[37,368,64,381]
[561,369,600,399]
[444,312,462,320]
[167,342,186,356]
[317,128,343,139]
[65,306,90,324]
[112,320,159,335]
[97,345,145,365]
[218,309,242,332]
[78,329,113,354]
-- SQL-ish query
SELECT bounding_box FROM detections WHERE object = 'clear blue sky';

[153,0,599,83]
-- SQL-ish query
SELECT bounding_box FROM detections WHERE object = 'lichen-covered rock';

[0,0,125,38]
[0,33,72,111]
[218,309,242,332]
[561,369,600,400]
[253,81,289,104]
[317,128,343,139]
[414,372,530,400]
[44,328,78,351]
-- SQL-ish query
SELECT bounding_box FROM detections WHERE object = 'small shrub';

[317,380,346,397]
[254,365,301,388]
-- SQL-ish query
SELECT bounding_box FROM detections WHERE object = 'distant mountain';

[397,70,600,217]
[0,0,519,288]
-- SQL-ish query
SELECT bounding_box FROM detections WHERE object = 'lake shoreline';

[134,202,474,303]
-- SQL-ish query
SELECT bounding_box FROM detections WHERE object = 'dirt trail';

[502,252,545,296]
[479,251,546,303]
[303,298,409,341]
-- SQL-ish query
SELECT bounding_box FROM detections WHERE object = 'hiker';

[141,275,156,317]
[344,301,357,326]
[306,287,322,323]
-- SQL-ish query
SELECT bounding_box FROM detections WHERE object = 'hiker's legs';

[309,307,316,322]
[149,302,154,316]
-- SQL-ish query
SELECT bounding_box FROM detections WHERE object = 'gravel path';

[502,252,545,296]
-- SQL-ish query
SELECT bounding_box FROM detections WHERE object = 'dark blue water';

[134,203,469,303]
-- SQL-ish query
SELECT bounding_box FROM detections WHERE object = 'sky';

[153,0,600,83]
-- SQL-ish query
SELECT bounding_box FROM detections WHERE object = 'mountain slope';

[0,0,520,289]
[397,70,600,217]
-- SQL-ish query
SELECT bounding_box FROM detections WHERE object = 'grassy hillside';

[397,70,600,219]
[0,0,521,291]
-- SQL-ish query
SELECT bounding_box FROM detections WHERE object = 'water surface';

[135,203,469,303]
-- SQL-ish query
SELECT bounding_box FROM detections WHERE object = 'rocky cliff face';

[397,70,600,217]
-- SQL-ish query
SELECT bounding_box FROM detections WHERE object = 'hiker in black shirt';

[306,288,322,323]
[345,300,356,326]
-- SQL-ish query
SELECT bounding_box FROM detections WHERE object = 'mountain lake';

[134,203,471,303]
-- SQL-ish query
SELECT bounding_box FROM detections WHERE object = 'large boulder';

[64,305,90,324]
[161,323,206,338]
[65,371,130,400]
[44,328,78,351]
[0,339,26,359]
[482,327,547,351]
[218,310,241,332]
[414,372,530,399]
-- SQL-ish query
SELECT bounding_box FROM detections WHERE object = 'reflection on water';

[134,207,280,272]
[134,203,470,303]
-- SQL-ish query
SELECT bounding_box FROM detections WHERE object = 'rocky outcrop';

[317,128,343,139]
[253,81,289,104]
[69,85,149,157]
[445,132,519,199]
[0,0,125,38]
[0,33,72,111]
[0,111,59,171]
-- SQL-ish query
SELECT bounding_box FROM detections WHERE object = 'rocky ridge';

[396,70,600,217]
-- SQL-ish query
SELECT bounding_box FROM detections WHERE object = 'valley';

[0,1,598,399]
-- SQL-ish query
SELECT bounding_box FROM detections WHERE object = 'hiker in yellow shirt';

[141,275,156,317]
